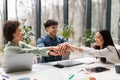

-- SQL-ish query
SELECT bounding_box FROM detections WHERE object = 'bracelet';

[47,51,51,56]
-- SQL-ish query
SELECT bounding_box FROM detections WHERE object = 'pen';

[68,74,75,80]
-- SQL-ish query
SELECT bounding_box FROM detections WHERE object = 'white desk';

[0,57,120,80]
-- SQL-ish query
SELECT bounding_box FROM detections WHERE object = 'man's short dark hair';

[44,19,58,28]
[3,20,20,41]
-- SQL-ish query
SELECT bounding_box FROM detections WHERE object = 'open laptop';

[4,53,33,73]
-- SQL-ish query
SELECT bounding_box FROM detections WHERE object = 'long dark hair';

[100,30,114,48]
[93,30,120,62]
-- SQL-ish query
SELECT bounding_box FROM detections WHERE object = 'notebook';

[4,53,33,73]
[56,59,83,67]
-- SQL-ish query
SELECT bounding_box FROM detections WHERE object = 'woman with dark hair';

[2,20,60,67]
[58,30,120,64]
[93,30,120,63]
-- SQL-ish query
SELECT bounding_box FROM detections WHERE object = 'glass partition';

[0,0,4,64]
[41,0,64,36]
[0,0,4,45]
[111,0,120,44]
[8,0,36,46]
[91,0,106,32]
[69,0,87,46]
[4,0,120,46]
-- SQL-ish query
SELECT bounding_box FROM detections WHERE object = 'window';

[0,0,4,45]
[91,0,106,32]
[69,0,87,46]
[41,0,64,36]
[8,0,36,45]
[111,0,120,44]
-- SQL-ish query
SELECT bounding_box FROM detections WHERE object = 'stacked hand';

[57,42,75,56]
[48,42,76,56]
[47,46,61,56]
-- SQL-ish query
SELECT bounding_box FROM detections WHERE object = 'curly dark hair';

[3,20,20,41]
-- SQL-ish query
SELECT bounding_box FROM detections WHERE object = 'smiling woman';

[2,20,62,67]
[58,30,120,64]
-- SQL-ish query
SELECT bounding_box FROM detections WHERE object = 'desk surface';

[0,57,120,80]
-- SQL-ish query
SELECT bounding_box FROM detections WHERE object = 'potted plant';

[62,24,73,39]
[82,29,95,47]
[21,19,34,44]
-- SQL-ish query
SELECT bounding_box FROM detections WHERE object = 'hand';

[65,43,75,52]
[58,42,74,52]
[48,51,61,56]
[57,42,68,55]
[47,46,59,52]
[57,42,75,56]
[47,46,67,56]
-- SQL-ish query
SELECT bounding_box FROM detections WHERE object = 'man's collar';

[46,34,57,40]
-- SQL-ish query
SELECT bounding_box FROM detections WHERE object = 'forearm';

[46,46,58,51]
[47,46,54,50]
[21,47,48,56]
[70,46,83,53]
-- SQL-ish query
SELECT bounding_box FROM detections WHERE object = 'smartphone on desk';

[87,66,110,73]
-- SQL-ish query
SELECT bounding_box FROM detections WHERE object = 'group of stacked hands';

[50,42,76,56]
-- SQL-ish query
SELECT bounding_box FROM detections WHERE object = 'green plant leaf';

[62,24,73,39]
[83,29,95,44]
[21,19,34,44]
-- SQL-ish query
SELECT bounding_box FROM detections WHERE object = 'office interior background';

[0,0,120,51]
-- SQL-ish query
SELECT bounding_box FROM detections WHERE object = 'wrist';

[72,46,79,52]
[78,48,83,53]
[74,47,83,53]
